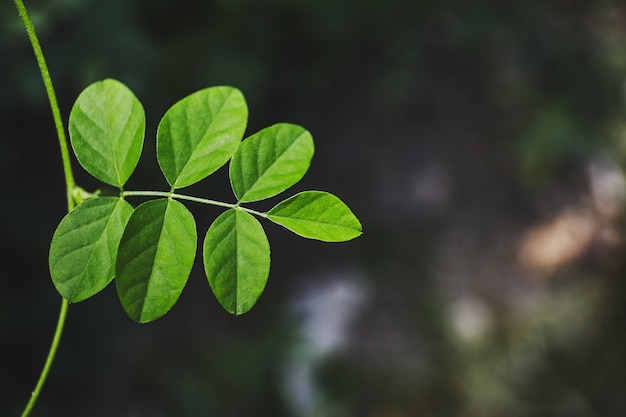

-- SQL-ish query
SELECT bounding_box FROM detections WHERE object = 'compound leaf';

[203,209,270,315]
[230,123,314,203]
[157,86,247,189]
[116,199,196,323]
[69,79,145,187]
[49,197,133,302]
[268,191,362,242]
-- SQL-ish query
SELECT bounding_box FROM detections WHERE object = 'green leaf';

[230,123,314,202]
[69,79,145,187]
[49,197,133,302]
[203,209,270,315]
[267,191,362,242]
[157,86,248,189]
[116,199,197,323]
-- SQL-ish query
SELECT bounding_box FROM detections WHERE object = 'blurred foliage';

[2,0,626,416]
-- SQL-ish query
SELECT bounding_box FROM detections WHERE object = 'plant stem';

[13,0,76,212]
[123,190,269,218]
[20,299,69,417]
[13,1,75,416]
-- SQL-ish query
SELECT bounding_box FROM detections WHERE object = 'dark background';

[2,0,626,416]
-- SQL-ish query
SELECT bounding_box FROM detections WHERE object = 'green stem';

[20,299,69,417]
[13,0,76,212]
[122,190,269,218]
[13,1,75,416]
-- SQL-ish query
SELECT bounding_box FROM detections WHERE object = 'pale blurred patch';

[518,208,597,275]
[518,153,625,276]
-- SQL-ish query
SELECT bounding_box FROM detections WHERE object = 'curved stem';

[13,1,75,416]
[20,299,69,417]
[123,190,269,218]
[13,0,76,212]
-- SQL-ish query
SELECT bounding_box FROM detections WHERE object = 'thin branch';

[13,1,75,415]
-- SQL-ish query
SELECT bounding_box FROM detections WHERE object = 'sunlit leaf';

[230,123,314,202]
[203,209,270,315]
[69,79,145,187]
[49,197,133,302]
[157,86,247,189]
[268,191,362,242]
[115,199,197,323]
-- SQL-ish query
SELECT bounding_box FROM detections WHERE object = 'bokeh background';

[2,0,626,416]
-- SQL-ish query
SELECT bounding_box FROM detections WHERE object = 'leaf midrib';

[268,214,361,233]
[68,200,120,301]
[137,201,169,322]
[173,89,236,187]
[239,130,309,201]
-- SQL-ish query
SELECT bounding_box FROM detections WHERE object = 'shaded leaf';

[268,191,362,242]
[230,123,314,202]
[69,79,145,187]
[116,199,196,323]
[203,209,270,315]
[49,197,133,302]
[157,86,247,189]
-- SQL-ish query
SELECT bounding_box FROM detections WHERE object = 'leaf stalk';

[122,190,268,218]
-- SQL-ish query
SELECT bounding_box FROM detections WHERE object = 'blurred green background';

[2,0,626,416]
